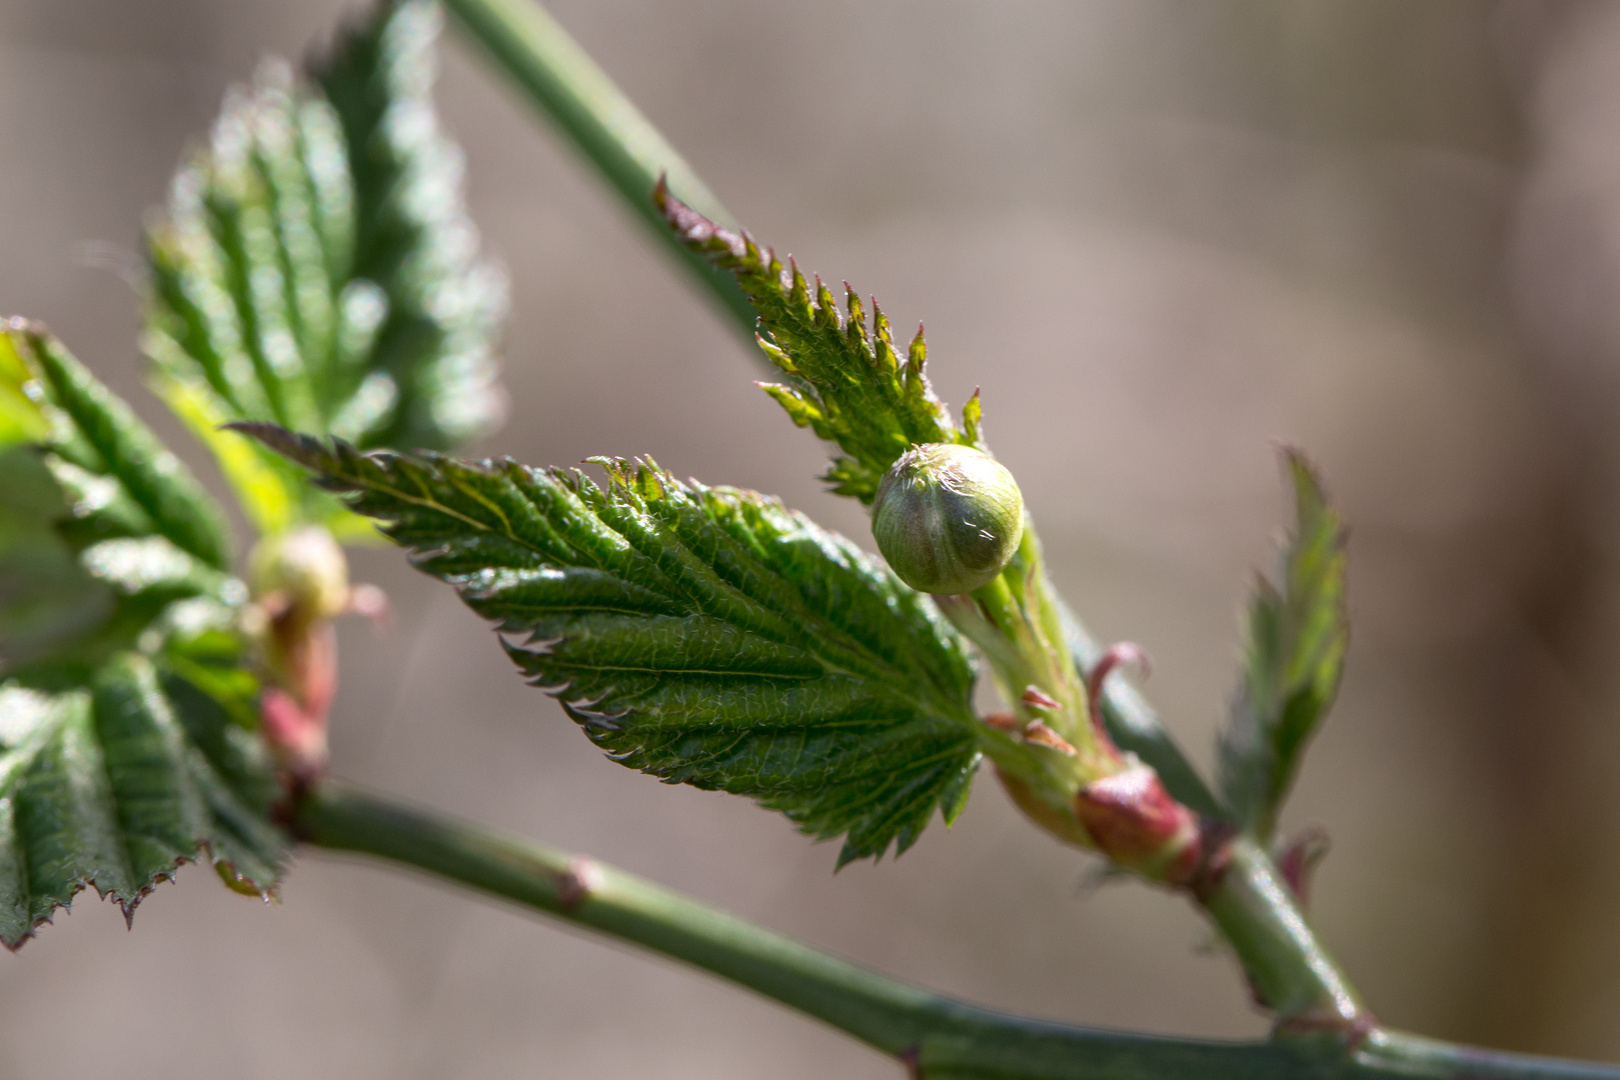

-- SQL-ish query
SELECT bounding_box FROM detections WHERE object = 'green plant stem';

[1202,838,1363,1024]
[1362,1032,1620,1080]
[296,780,1620,1080]
[438,0,756,332]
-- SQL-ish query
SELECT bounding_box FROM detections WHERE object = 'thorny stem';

[438,0,757,332]
[296,782,1620,1080]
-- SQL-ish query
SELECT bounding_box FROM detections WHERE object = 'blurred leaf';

[12,323,231,576]
[143,0,505,538]
[155,377,299,538]
[0,333,50,450]
[0,324,287,946]
[657,185,979,503]
[1218,450,1348,841]
[246,423,983,865]
[0,447,112,666]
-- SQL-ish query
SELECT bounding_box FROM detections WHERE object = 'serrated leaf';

[0,653,285,949]
[12,322,231,576]
[0,324,288,945]
[245,423,983,864]
[142,0,505,537]
[1217,450,1348,841]
[657,185,981,503]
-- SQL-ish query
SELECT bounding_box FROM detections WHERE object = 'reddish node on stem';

[558,857,603,913]
[1273,1007,1378,1047]
[1073,765,1200,884]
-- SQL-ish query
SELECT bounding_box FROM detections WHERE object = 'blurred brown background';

[3,0,1620,1075]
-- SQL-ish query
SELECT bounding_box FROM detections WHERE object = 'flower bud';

[248,526,349,622]
[872,443,1024,594]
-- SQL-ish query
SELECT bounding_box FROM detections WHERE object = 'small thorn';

[1022,720,1077,757]
[1021,685,1061,711]
[1276,826,1331,910]
[1086,642,1152,718]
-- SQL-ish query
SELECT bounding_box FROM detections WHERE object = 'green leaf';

[0,447,113,667]
[0,333,50,451]
[9,323,232,575]
[1217,450,1349,841]
[245,423,983,865]
[142,0,505,536]
[657,184,980,503]
[0,652,285,949]
[0,324,287,946]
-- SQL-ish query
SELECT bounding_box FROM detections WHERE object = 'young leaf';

[142,0,506,537]
[657,184,980,503]
[244,423,983,865]
[4,324,231,575]
[0,323,287,946]
[1218,450,1349,842]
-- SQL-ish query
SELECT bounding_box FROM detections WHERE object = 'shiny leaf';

[246,423,983,865]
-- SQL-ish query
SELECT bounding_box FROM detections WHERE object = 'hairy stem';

[438,0,756,332]
[295,781,1620,1080]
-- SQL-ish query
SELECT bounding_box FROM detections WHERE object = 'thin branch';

[438,0,757,336]
[294,781,1620,1080]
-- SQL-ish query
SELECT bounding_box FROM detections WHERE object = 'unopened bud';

[249,526,349,622]
[872,443,1024,594]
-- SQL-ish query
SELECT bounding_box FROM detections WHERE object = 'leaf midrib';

[354,454,971,725]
